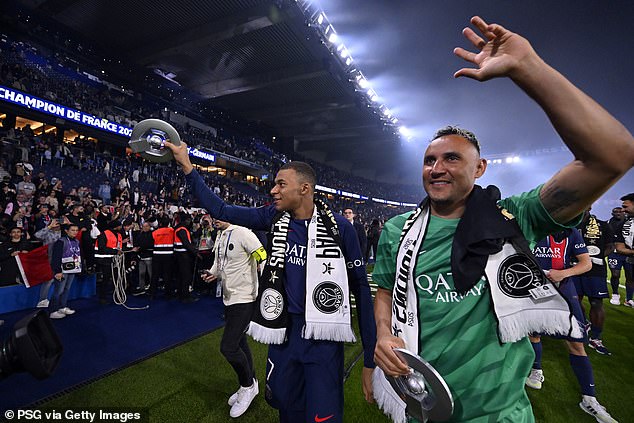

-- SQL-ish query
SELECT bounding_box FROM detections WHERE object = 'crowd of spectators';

[0,26,421,295]
[0,33,419,204]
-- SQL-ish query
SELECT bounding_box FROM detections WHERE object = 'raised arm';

[164,140,273,230]
[454,16,634,223]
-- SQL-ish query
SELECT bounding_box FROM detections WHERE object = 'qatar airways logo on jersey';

[415,273,487,303]
[286,243,306,266]
[532,246,562,259]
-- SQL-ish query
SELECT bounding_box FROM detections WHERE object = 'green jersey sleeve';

[498,184,583,248]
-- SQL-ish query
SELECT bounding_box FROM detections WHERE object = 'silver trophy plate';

[386,348,454,422]
[128,119,181,163]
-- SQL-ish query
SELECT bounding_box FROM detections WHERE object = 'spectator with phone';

[34,216,70,307]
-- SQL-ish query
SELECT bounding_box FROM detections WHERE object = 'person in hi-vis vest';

[150,216,175,299]
[94,219,122,304]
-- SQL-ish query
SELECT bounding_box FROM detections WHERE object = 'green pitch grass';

[39,274,632,422]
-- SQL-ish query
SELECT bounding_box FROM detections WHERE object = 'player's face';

[612,208,624,219]
[270,169,305,212]
[622,200,634,216]
[423,135,486,216]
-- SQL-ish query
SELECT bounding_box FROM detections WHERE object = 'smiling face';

[270,168,307,213]
[423,134,487,218]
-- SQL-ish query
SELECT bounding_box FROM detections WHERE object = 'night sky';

[317,0,634,218]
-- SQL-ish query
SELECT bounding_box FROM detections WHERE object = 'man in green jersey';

[373,16,634,423]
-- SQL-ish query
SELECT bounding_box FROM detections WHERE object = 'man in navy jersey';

[614,193,634,307]
[607,207,627,305]
[573,209,614,355]
[165,143,376,423]
[527,229,616,422]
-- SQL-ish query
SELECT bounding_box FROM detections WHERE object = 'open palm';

[454,16,537,81]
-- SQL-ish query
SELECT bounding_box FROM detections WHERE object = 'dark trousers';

[221,301,256,387]
[150,254,174,295]
[175,252,194,299]
[96,259,114,300]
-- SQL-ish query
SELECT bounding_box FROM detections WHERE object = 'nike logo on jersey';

[598,292,608,295]
[418,250,427,256]
[315,414,334,423]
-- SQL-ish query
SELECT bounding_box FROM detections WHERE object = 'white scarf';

[248,200,355,344]
[304,208,356,342]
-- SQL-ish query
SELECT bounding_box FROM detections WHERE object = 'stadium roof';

[10,0,409,183]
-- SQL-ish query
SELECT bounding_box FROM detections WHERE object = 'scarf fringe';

[303,322,357,343]
[497,309,583,343]
[246,322,286,344]
[372,367,407,423]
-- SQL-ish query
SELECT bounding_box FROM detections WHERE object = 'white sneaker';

[229,381,258,418]
[228,378,257,406]
[624,299,634,308]
[579,395,618,423]
[49,311,66,319]
[525,369,544,390]
[37,299,49,308]
[59,307,75,315]
[609,294,620,305]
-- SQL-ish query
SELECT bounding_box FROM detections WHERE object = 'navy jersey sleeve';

[185,169,275,231]
[570,228,588,257]
[337,214,376,368]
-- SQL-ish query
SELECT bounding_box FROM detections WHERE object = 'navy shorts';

[573,275,609,299]
[607,253,626,273]
[265,313,344,423]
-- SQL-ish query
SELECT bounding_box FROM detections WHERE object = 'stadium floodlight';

[357,75,369,89]
[383,108,392,117]
[391,117,399,124]
[505,157,513,163]
[399,126,412,137]
[513,156,520,163]
[325,25,338,43]
[368,89,378,102]
[345,57,353,66]
[340,47,349,58]
[317,12,325,25]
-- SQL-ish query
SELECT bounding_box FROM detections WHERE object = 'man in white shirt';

[202,219,267,418]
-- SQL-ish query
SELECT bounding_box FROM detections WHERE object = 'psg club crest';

[312,281,343,314]
[497,254,545,298]
[261,288,284,321]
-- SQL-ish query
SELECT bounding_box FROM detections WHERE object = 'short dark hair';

[432,126,481,154]
[620,193,634,202]
[279,161,316,188]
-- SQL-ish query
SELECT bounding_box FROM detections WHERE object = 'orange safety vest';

[153,227,174,255]
[94,230,122,258]
[174,227,191,253]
